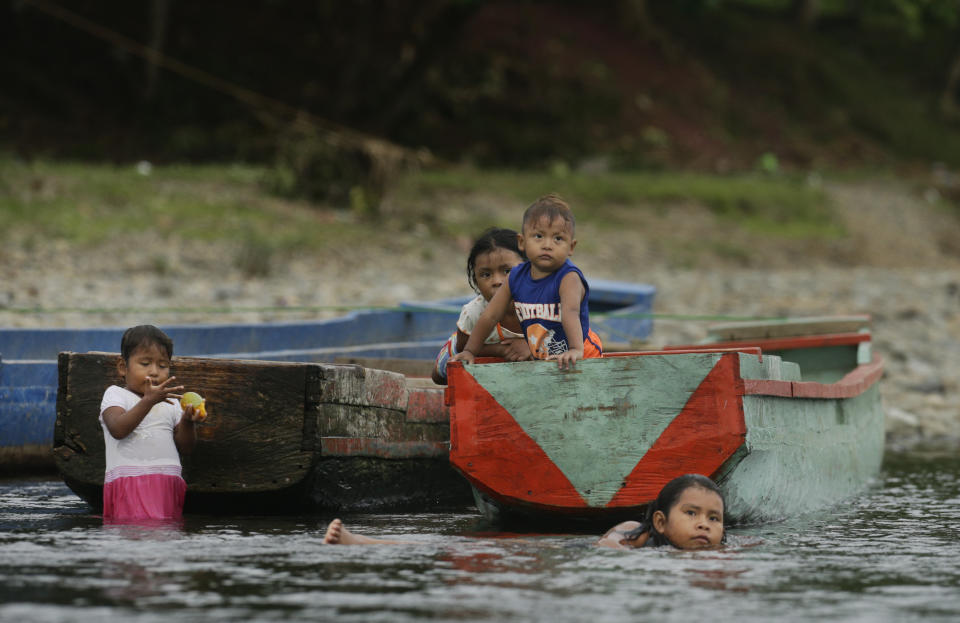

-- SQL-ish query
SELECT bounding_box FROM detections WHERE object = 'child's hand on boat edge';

[451,347,582,370]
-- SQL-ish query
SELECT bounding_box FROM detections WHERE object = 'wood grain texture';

[743,356,884,399]
[666,332,871,353]
[320,437,448,458]
[318,364,408,410]
[54,352,316,495]
[723,384,884,523]
[604,347,762,359]
[449,344,884,524]
[606,353,746,507]
[332,356,434,378]
[405,388,448,423]
[448,363,586,511]
[54,351,460,512]
[706,316,871,340]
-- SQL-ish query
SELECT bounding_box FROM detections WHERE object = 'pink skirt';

[103,473,186,521]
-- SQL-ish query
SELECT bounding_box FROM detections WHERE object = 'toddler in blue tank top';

[453,193,602,370]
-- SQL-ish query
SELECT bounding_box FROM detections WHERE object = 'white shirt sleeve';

[456,295,504,344]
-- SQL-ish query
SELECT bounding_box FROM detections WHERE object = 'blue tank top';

[508,259,591,359]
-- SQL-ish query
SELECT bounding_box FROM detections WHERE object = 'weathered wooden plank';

[317,364,408,410]
[706,316,871,341]
[743,356,884,399]
[54,351,468,512]
[606,353,746,507]
[320,403,449,442]
[332,356,434,378]
[405,388,448,423]
[667,332,870,353]
[723,383,884,523]
[604,347,762,359]
[54,352,317,496]
[320,437,448,458]
[449,341,884,526]
[449,353,747,511]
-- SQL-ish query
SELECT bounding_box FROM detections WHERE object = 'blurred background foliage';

[2,0,960,209]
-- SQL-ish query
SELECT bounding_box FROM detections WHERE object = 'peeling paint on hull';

[448,328,885,526]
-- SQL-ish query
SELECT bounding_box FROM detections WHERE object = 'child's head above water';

[466,227,524,301]
[522,193,575,237]
[630,473,726,549]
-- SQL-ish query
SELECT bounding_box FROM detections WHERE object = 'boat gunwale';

[664,331,871,353]
[659,331,883,399]
[468,334,883,401]
[447,330,885,524]
[743,355,883,399]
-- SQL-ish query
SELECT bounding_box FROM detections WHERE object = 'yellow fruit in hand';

[180,391,207,420]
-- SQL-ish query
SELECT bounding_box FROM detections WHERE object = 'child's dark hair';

[522,193,575,235]
[624,473,726,547]
[120,325,174,362]
[466,227,522,293]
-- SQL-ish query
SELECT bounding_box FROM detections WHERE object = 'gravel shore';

[2,181,958,447]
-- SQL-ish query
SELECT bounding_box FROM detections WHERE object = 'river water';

[1,450,958,623]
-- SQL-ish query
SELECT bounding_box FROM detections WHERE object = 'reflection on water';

[1,451,958,622]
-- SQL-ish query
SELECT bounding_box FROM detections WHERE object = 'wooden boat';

[54,351,467,513]
[0,280,655,475]
[446,316,884,525]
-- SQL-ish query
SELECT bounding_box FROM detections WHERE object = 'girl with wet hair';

[597,474,727,550]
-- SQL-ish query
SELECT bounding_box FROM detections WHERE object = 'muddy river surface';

[1,451,958,622]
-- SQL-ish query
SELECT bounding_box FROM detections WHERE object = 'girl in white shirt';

[432,228,530,384]
[99,325,205,521]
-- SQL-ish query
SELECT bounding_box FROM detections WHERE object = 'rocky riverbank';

[2,181,958,447]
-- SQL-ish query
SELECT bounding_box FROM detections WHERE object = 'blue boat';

[1,280,656,474]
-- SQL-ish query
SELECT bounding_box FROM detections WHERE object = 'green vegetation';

[0,158,374,275]
[0,159,323,245]
[6,1,960,184]
[0,158,840,261]
[396,167,838,237]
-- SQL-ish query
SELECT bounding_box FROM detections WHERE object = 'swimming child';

[432,227,529,384]
[452,193,602,370]
[99,325,206,521]
[322,474,725,549]
[596,474,726,550]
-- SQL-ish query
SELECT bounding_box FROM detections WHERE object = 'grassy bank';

[0,159,840,267]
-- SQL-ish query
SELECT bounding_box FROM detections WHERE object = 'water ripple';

[1,452,958,622]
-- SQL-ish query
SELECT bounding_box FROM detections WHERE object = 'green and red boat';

[446,316,884,525]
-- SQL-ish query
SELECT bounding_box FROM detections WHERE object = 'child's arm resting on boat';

[459,330,531,362]
[452,283,514,365]
[550,272,586,370]
[489,337,532,361]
